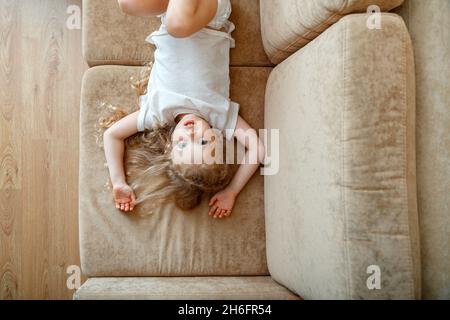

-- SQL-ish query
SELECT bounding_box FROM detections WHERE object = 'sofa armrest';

[73,276,301,300]
[260,0,405,64]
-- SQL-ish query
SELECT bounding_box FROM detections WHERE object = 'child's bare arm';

[103,111,140,186]
[118,0,169,16]
[228,116,265,195]
[208,116,265,218]
[103,111,140,212]
[165,0,218,38]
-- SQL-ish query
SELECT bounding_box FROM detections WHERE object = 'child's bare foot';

[208,188,236,219]
[113,182,136,212]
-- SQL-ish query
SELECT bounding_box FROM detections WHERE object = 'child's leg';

[118,0,169,17]
[165,0,218,38]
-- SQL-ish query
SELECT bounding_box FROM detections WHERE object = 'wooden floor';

[0,0,87,299]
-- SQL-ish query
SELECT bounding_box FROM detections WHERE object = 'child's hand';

[113,182,136,212]
[208,189,236,219]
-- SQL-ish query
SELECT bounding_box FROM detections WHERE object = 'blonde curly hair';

[95,63,233,214]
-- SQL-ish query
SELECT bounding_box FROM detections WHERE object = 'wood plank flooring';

[0,0,87,299]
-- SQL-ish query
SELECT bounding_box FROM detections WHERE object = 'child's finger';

[208,205,216,215]
[209,195,217,206]
[210,206,218,217]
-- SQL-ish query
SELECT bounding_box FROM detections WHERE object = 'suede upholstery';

[394,0,450,300]
[79,65,272,276]
[260,0,405,64]
[73,276,301,300]
[82,0,272,67]
[75,0,447,300]
[264,14,420,299]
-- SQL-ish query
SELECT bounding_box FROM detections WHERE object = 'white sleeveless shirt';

[137,0,239,140]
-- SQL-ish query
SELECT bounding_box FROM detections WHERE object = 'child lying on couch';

[101,0,265,218]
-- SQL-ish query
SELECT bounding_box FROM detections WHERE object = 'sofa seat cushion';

[73,276,301,300]
[260,0,404,64]
[394,0,450,300]
[79,65,272,276]
[82,0,272,67]
[264,14,420,299]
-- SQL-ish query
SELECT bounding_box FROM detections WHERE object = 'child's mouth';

[184,119,195,127]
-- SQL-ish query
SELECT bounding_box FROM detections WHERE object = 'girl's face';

[171,114,220,165]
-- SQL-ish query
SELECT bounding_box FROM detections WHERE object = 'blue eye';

[178,141,187,149]
[199,138,209,145]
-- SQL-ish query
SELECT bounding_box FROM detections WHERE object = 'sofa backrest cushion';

[264,13,421,299]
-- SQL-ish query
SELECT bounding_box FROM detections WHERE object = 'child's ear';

[174,187,202,211]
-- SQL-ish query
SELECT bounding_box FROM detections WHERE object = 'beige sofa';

[74,0,449,300]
